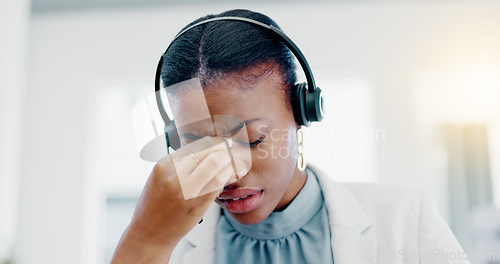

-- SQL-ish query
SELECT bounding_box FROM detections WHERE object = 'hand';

[171,137,249,199]
[111,137,249,263]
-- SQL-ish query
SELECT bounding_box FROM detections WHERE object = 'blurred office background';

[1,0,500,263]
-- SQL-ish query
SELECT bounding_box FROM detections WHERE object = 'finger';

[170,136,226,163]
[190,139,227,160]
[181,150,232,199]
[171,138,228,190]
[172,139,227,171]
[171,153,200,179]
[232,159,250,180]
[198,163,236,197]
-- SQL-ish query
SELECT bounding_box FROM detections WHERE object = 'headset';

[155,16,324,152]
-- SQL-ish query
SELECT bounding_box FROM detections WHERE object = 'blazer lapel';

[310,165,378,264]
[181,203,220,264]
[329,226,378,263]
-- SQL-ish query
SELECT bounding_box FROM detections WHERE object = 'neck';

[274,167,307,212]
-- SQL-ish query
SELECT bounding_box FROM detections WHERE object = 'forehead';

[168,66,287,127]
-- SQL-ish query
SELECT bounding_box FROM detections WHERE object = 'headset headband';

[155,16,318,126]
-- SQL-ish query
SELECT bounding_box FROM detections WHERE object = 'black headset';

[155,16,324,152]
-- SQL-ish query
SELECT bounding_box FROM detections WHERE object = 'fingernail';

[237,168,248,177]
[224,137,234,148]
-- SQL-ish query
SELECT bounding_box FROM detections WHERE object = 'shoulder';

[342,182,425,219]
[337,181,448,237]
[340,182,468,262]
[311,164,430,230]
[309,163,434,229]
[327,181,427,237]
[317,176,467,262]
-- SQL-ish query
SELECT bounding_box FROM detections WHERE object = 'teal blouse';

[215,168,334,264]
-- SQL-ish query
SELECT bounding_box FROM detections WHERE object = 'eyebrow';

[227,118,261,134]
[182,118,262,139]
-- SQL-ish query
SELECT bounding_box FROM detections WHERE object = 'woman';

[112,9,468,263]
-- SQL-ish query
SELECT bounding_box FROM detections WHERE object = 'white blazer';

[169,165,470,263]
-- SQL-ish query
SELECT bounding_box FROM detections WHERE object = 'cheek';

[251,126,297,188]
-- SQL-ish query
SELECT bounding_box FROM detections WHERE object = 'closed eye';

[237,136,265,148]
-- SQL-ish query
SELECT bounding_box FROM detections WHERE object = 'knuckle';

[211,150,229,162]
[203,153,219,167]
[212,174,227,188]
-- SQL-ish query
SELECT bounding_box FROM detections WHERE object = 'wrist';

[111,224,175,264]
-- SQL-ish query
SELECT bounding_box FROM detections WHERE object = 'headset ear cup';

[291,83,309,127]
[165,123,181,152]
[305,87,324,123]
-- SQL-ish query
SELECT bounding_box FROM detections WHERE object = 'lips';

[218,188,260,200]
[218,188,263,213]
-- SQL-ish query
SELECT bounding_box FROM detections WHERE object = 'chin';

[216,200,270,225]
[227,209,268,225]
